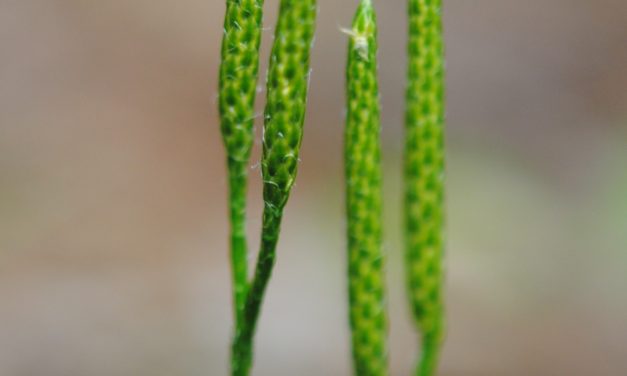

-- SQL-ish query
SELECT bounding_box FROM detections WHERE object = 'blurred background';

[1,0,626,375]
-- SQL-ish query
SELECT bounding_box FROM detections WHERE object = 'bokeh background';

[2,0,626,375]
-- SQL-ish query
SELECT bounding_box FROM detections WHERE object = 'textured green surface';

[219,0,265,328]
[404,0,446,375]
[230,0,317,374]
[345,1,387,375]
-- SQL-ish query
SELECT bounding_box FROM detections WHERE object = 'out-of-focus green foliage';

[344,1,387,374]
[404,0,446,374]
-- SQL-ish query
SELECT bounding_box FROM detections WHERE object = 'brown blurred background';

[1,0,626,375]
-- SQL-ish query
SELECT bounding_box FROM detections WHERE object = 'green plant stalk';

[219,0,265,328]
[344,1,387,374]
[230,0,317,374]
[404,0,446,375]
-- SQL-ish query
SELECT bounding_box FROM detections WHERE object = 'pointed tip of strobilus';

[359,0,374,12]
[356,0,377,24]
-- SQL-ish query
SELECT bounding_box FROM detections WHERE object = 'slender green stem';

[416,335,440,376]
[231,210,282,376]
[230,0,317,374]
[227,160,251,327]
[345,1,387,375]
[404,0,446,375]
[219,0,265,328]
